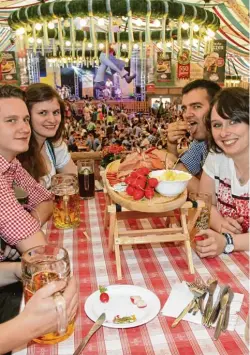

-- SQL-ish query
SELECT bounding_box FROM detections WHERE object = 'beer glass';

[51,174,80,229]
[189,192,212,242]
[77,160,95,199]
[22,245,74,344]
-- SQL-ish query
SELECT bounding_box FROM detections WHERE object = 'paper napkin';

[161,282,244,331]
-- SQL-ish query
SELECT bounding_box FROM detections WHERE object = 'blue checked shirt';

[180,140,208,176]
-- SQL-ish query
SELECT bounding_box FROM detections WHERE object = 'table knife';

[206,285,229,327]
[222,287,234,332]
[214,291,229,340]
[73,313,106,355]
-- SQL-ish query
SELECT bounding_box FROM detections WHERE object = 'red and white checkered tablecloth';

[13,193,249,355]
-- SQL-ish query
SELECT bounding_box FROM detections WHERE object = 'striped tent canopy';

[0,0,249,77]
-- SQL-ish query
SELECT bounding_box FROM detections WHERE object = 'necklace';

[237,168,249,186]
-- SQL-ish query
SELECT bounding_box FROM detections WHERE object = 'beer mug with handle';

[22,245,75,344]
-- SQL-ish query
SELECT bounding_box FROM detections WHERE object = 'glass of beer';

[51,174,80,229]
[189,192,212,243]
[77,160,95,199]
[21,245,74,344]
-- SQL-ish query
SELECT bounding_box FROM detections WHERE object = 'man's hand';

[194,229,227,258]
[167,121,189,145]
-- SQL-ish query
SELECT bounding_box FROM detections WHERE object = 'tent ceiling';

[0,0,249,77]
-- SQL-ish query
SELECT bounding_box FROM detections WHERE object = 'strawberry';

[99,285,109,303]
[147,178,158,188]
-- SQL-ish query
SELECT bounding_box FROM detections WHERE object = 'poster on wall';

[0,51,18,84]
[156,52,172,83]
[177,49,191,80]
[203,40,226,85]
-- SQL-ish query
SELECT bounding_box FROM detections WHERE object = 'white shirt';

[40,141,71,189]
[203,152,249,233]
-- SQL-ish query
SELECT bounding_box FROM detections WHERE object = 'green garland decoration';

[38,28,192,43]
[9,0,220,31]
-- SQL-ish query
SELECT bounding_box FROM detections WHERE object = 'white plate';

[84,284,161,328]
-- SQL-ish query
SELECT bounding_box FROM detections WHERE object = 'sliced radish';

[137,300,147,308]
[130,296,142,304]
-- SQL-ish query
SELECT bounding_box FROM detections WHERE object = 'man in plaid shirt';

[167,79,221,192]
[0,85,53,261]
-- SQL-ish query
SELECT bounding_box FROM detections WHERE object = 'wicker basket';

[104,160,187,213]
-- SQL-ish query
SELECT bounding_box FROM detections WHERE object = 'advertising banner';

[177,49,191,80]
[156,52,172,83]
[0,51,18,84]
[203,40,227,85]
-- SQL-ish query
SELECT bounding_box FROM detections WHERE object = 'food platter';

[104,160,187,213]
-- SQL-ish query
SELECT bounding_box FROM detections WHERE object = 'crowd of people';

[63,97,188,155]
[0,79,248,353]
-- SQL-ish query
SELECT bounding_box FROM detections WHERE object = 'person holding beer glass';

[18,83,77,189]
[0,262,78,354]
[196,87,249,257]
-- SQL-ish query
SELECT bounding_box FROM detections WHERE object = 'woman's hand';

[194,229,227,258]
[220,216,244,234]
[20,277,78,339]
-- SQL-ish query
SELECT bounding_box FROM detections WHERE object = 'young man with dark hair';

[0,85,78,352]
[167,79,221,192]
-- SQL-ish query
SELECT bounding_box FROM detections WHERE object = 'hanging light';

[16,27,25,35]
[121,43,127,50]
[65,40,71,46]
[193,24,200,32]
[64,20,70,27]
[153,19,161,28]
[37,38,42,44]
[135,18,143,27]
[28,37,35,43]
[182,22,189,30]
[97,18,105,26]
[206,29,215,38]
[80,18,87,27]
[99,43,105,50]
[133,43,139,49]
[87,42,93,48]
[48,22,55,29]
[35,23,42,31]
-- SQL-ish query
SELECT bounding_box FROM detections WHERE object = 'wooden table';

[13,194,249,355]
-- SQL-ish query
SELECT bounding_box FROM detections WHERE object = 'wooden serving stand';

[103,160,203,280]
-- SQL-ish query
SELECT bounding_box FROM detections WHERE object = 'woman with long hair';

[195,87,249,257]
[18,83,76,188]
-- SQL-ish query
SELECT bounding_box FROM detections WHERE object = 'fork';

[171,281,207,328]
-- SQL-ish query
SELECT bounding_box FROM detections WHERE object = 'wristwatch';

[222,232,235,254]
